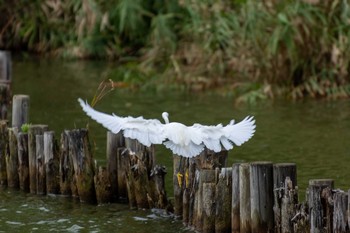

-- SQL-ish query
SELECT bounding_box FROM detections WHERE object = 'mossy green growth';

[21,123,31,133]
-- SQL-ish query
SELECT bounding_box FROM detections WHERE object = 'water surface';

[3,57,350,232]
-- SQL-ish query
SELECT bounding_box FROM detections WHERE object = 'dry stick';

[0,120,7,187]
[44,131,60,194]
[333,191,348,233]
[215,167,232,233]
[12,95,29,129]
[273,163,297,233]
[28,124,48,194]
[36,135,45,195]
[308,179,334,233]
[7,127,19,188]
[18,132,29,192]
[250,162,274,233]
[239,163,251,233]
[232,163,240,233]
[67,129,96,204]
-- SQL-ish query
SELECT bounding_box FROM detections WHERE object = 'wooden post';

[28,124,48,194]
[106,131,121,202]
[44,131,59,194]
[6,127,19,188]
[281,177,298,233]
[308,179,334,233]
[239,163,251,233]
[200,169,216,233]
[18,132,29,191]
[250,162,274,233]
[36,135,46,195]
[173,154,186,217]
[59,131,74,196]
[117,147,129,201]
[0,120,8,187]
[0,51,11,120]
[273,163,297,233]
[232,163,240,233]
[66,129,96,204]
[149,164,168,209]
[0,51,11,83]
[188,157,197,227]
[12,95,29,129]
[94,166,112,204]
[182,158,190,225]
[333,191,348,233]
[215,167,232,233]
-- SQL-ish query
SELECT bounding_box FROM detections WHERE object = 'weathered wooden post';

[106,131,122,201]
[308,179,334,233]
[18,132,29,191]
[6,127,19,188]
[182,158,190,225]
[44,131,60,194]
[200,169,216,233]
[188,157,197,227]
[173,154,186,217]
[215,167,232,233]
[149,165,168,209]
[28,124,48,194]
[117,146,129,201]
[281,177,298,233]
[59,131,74,196]
[0,120,8,187]
[232,163,240,233]
[0,51,11,83]
[273,163,297,233]
[94,166,112,204]
[250,162,274,233]
[239,163,251,233]
[0,51,11,119]
[333,190,348,233]
[12,95,29,129]
[67,129,96,204]
[36,135,46,195]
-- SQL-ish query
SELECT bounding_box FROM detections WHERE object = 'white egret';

[78,98,256,158]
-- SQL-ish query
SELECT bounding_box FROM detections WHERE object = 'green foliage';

[1,0,350,100]
[21,123,31,133]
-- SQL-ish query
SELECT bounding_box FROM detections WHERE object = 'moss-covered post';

[59,131,74,196]
[239,163,251,233]
[94,166,112,204]
[232,163,241,233]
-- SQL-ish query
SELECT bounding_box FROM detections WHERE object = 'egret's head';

[162,112,170,124]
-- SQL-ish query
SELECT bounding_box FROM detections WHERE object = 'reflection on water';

[4,57,350,231]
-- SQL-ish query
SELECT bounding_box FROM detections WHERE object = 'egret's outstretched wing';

[223,116,256,147]
[191,124,224,153]
[78,98,166,147]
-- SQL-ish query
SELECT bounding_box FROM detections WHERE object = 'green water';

[1,57,350,232]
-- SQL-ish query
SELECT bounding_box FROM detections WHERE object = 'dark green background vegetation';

[1,0,350,101]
